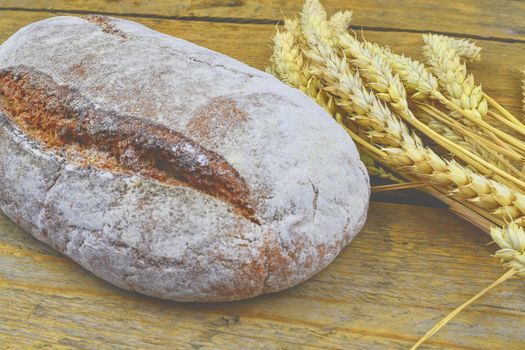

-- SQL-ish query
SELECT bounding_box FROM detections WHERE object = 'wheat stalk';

[411,224,524,349]
[416,109,523,176]
[371,182,427,192]
[410,267,517,350]
[417,104,525,178]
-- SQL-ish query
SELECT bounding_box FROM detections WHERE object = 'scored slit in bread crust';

[0,66,258,223]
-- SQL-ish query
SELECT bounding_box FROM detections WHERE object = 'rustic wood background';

[0,1,524,349]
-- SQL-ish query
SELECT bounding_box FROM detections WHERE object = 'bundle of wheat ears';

[267,0,525,348]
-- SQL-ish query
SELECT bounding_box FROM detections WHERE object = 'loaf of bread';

[0,15,369,301]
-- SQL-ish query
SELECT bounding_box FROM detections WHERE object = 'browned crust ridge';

[0,66,258,223]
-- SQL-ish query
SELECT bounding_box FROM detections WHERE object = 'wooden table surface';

[1,1,524,349]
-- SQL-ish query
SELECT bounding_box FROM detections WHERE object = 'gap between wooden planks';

[2,0,525,42]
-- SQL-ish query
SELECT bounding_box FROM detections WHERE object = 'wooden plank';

[1,202,524,349]
[2,0,525,42]
[1,10,523,115]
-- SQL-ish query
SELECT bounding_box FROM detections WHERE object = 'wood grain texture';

[1,202,524,350]
[3,0,525,41]
[0,1,524,349]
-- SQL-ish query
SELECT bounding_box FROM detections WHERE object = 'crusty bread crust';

[0,15,369,301]
[0,66,257,223]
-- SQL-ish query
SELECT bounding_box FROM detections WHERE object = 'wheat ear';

[491,222,525,276]
[300,0,334,48]
[329,10,353,36]
[423,34,488,119]
[269,30,309,91]
[424,36,525,134]
[441,36,482,62]
[422,36,525,151]
[420,35,523,129]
